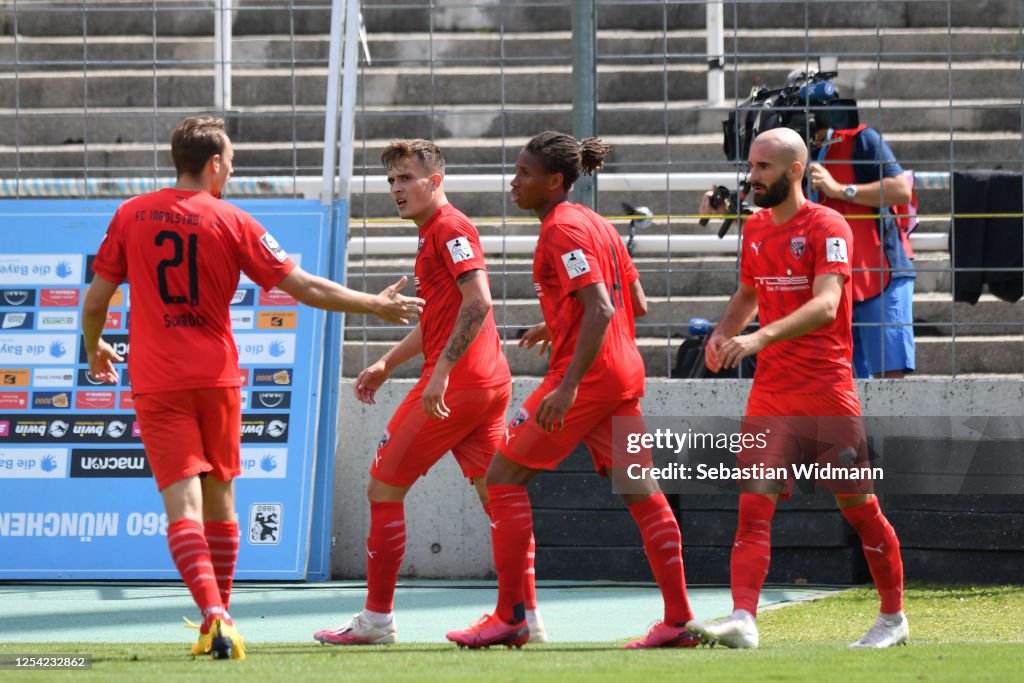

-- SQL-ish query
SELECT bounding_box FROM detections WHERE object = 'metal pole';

[321,0,346,205]
[706,0,725,106]
[338,0,361,199]
[572,0,596,208]
[214,0,233,110]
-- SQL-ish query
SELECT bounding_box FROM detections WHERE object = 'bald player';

[686,128,908,649]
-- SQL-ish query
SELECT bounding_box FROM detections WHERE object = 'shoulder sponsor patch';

[560,249,591,279]
[825,237,849,263]
[260,232,289,262]
[445,237,474,264]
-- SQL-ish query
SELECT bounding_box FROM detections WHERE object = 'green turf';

[1,584,1022,683]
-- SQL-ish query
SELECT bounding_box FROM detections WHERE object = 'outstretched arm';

[276,267,424,324]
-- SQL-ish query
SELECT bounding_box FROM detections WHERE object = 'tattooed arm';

[421,269,492,419]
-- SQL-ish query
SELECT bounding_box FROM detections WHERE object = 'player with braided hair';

[446,131,699,650]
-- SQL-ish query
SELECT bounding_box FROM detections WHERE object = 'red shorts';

[499,378,647,476]
[740,386,870,496]
[133,386,242,491]
[370,381,512,488]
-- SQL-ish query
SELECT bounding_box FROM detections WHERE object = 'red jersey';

[740,201,855,393]
[533,202,644,399]
[92,189,296,394]
[414,204,510,389]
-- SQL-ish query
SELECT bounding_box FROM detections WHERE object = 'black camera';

[722,68,859,161]
[700,181,752,238]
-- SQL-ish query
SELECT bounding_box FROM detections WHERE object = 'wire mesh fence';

[1,0,1021,376]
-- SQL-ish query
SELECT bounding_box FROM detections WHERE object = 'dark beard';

[753,175,790,208]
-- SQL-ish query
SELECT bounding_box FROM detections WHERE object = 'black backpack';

[671,326,758,379]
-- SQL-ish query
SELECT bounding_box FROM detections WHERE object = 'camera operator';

[707,70,916,378]
[807,112,915,378]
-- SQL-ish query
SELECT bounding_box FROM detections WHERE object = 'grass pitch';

[1,584,1021,682]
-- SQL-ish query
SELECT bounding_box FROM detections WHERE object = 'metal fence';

[1,0,1022,376]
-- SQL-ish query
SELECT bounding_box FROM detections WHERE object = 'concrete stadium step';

[3,97,1016,149]
[5,1,1021,37]
[339,335,1024,378]
[2,133,1014,184]
[342,293,1023,342]
[3,28,1016,71]
[344,252,956,300]
[2,61,1019,110]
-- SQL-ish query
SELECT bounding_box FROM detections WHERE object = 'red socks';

[841,497,904,613]
[167,518,224,622]
[629,493,693,625]
[488,485,533,624]
[204,520,239,610]
[730,493,777,616]
[365,500,406,614]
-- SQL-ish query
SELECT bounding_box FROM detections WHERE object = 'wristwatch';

[843,184,858,199]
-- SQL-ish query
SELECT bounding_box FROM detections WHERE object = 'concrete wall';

[330,376,1024,579]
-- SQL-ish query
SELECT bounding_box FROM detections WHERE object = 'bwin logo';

[106,420,127,438]
[55,261,73,279]
[260,455,278,472]
[40,455,58,472]
[268,340,286,358]
[266,420,287,438]
[49,340,67,358]
[49,420,70,438]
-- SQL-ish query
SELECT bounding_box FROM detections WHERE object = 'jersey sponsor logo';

[259,288,297,306]
[33,391,71,409]
[37,311,78,331]
[69,448,151,478]
[248,502,282,544]
[253,368,291,386]
[40,288,81,307]
[240,447,288,479]
[377,429,390,451]
[0,448,68,478]
[33,368,74,388]
[560,249,591,279]
[75,391,116,410]
[260,232,289,262]
[417,237,426,253]
[231,288,255,306]
[826,237,849,263]
[0,254,81,285]
[2,369,30,386]
[790,236,806,259]
[446,237,474,264]
[752,274,811,292]
[0,289,35,307]
[257,311,297,329]
[533,282,544,297]
[253,391,290,409]
[0,391,29,409]
[1,312,33,330]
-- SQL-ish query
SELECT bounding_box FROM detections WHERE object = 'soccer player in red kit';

[313,139,545,646]
[685,128,908,649]
[82,117,423,660]
[446,131,698,650]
